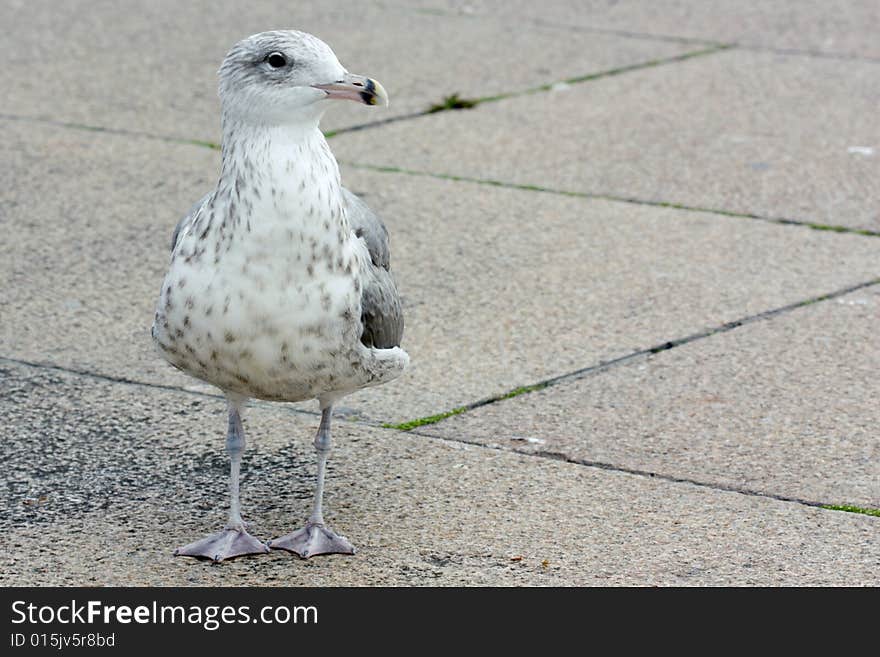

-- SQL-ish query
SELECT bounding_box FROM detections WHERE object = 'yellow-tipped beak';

[312,73,389,107]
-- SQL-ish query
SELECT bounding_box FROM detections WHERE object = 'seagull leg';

[174,397,269,562]
[268,405,356,558]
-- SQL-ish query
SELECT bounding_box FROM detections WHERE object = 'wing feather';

[344,188,404,349]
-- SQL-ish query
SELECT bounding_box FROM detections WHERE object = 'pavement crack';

[475,44,733,104]
[738,44,880,64]
[402,4,724,47]
[529,17,725,47]
[530,25,880,64]
[0,356,320,419]
[819,504,880,518]
[2,46,729,148]
[322,110,428,139]
[342,163,880,238]
[4,330,879,521]
[0,113,220,150]
[387,276,880,430]
[383,407,468,431]
[12,273,865,435]
[426,93,480,113]
[405,428,879,517]
[330,44,732,137]
[399,4,880,63]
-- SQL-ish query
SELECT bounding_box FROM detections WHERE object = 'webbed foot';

[174,528,269,562]
[268,522,356,558]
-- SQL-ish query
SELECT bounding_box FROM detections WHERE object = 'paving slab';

[0,0,693,141]
[418,1,880,59]
[2,363,878,586]
[0,120,214,392]
[4,120,880,425]
[332,48,880,232]
[424,288,880,509]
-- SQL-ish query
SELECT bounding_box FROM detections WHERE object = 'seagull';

[151,30,408,562]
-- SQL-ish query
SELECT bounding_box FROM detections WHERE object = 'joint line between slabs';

[404,4,721,48]
[406,428,879,518]
[0,113,220,150]
[401,5,880,64]
[5,277,878,435]
[342,163,880,239]
[0,356,320,418]
[328,44,732,137]
[384,276,880,431]
[0,45,728,147]
[3,349,879,518]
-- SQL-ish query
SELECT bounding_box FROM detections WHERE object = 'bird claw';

[174,528,269,562]
[268,522,356,558]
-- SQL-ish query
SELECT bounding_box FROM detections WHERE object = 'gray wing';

[344,188,404,349]
[171,193,211,251]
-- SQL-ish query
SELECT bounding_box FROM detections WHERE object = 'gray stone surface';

[332,48,880,232]
[2,363,877,586]
[3,2,879,588]
[0,120,212,392]
[425,288,880,509]
[4,120,880,426]
[419,1,880,59]
[0,0,693,141]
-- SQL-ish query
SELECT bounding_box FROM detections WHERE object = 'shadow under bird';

[151,30,408,561]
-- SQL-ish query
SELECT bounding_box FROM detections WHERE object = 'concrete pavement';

[2,1,877,585]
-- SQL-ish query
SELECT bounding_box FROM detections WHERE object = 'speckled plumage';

[152,37,407,407]
[150,30,407,562]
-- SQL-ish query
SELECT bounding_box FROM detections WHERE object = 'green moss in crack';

[805,222,880,237]
[182,138,220,150]
[383,406,468,431]
[427,94,479,113]
[496,382,549,401]
[820,504,880,518]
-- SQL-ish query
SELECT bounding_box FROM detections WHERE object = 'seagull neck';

[218,117,341,194]
[216,118,345,235]
[222,114,323,146]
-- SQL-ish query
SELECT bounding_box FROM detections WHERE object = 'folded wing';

[344,188,404,350]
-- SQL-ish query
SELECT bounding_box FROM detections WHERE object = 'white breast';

[151,123,400,402]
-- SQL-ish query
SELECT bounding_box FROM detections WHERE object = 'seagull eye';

[266,52,287,68]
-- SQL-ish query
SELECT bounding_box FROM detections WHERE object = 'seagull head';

[218,30,389,126]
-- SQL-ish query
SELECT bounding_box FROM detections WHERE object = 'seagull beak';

[312,73,389,107]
